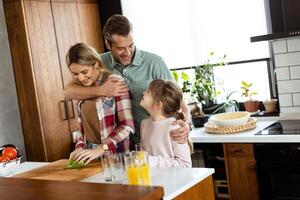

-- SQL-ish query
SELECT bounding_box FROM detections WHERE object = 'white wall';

[0,0,26,160]
[272,37,300,114]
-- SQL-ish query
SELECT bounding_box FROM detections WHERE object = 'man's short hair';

[103,14,132,43]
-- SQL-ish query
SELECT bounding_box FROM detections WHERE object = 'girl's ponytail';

[175,110,185,121]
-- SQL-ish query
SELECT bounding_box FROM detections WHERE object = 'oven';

[254,143,300,200]
[254,120,300,200]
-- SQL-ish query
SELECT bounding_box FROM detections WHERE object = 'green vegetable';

[66,159,85,169]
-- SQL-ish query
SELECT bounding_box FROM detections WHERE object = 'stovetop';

[255,120,300,135]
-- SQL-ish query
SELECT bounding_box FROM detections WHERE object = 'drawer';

[224,144,254,158]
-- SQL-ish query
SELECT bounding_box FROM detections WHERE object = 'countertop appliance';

[255,120,300,135]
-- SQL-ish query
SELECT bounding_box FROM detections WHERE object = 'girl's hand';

[169,119,190,144]
[70,147,104,165]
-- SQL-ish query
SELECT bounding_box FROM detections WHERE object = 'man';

[64,14,190,149]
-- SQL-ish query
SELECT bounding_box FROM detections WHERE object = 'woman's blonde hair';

[66,43,112,80]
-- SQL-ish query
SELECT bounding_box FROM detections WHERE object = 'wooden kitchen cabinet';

[223,144,259,200]
[4,0,104,161]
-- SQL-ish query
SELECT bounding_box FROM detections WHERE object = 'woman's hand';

[169,119,190,144]
[69,147,104,165]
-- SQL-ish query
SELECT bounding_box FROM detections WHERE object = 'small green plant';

[206,91,239,113]
[241,81,258,101]
[172,51,226,106]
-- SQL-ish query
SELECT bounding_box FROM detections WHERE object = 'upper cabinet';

[4,0,104,161]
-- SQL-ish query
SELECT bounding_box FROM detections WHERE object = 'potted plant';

[172,71,209,127]
[206,91,239,113]
[263,99,278,113]
[241,81,259,112]
[172,52,226,127]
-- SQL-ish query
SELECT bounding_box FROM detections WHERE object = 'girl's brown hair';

[66,43,112,80]
[149,79,193,153]
[149,79,185,120]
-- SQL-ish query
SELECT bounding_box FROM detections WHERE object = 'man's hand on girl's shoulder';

[169,119,190,144]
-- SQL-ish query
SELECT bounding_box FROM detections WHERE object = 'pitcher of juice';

[124,151,151,185]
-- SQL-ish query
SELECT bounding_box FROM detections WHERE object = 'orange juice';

[127,164,150,185]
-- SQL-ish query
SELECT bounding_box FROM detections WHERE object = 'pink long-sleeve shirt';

[140,117,192,167]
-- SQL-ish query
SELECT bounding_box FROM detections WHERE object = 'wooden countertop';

[0,177,164,200]
[13,162,215,200]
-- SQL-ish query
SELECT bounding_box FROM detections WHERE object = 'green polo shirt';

[101,48,173,145]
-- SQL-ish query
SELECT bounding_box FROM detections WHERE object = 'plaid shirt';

[74,74,135,153]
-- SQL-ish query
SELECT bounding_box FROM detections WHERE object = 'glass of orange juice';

[124,151,151,185]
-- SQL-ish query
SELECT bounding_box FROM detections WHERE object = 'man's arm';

[169,100,191,143]
[64,77,129,100]
[181,101,191,123]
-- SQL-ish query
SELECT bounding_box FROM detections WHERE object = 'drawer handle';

[67,99,75,119]
[231,149,242,153]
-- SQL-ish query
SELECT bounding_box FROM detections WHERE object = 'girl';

[66,43,135,164]
[140,79,192,167]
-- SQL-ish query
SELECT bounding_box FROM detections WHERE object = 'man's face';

[107,33,135,65]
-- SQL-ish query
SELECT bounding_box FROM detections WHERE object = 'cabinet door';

[223,144,259,200]
[77,1,104,52]
[51,0,104,133]
[51,1,82,133]
[4,0,46,161]
[23,0,71,161]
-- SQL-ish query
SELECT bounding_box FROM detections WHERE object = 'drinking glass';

[124,151,151,185]
[101,152,125,183]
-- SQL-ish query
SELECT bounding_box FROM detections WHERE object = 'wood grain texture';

[0,177,164,200]
[4,0,105,161]
[77,2,104,52]
[223,144,259,200]
[23,0,71,161]
[51,1,81,88]
[14,159,102,181]
[51,1,82,132]
[4,0,47,161]
[174,175,215,200]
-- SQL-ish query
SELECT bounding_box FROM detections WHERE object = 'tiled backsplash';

[272,37,300,113]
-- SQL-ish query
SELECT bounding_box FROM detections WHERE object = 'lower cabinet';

[223,144,259,200]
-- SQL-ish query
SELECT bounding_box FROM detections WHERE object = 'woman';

[66,43,135,165]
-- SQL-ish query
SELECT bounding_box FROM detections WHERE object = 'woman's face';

[69,63,99,87]
[140,89,154,113]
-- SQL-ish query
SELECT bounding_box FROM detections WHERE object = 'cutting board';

[14,159,102,181]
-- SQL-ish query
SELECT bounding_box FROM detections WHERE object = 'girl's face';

[140,89,155,113]
[69,63,99,87]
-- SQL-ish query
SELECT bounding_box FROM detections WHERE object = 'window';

[121,0,272,102]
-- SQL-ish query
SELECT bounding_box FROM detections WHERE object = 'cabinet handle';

[67,99,75,119]
[234,149,242,153]
[59,100,67,120]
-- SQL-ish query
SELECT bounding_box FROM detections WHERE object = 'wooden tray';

[14,159,102,181]
[204,117,257,134]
